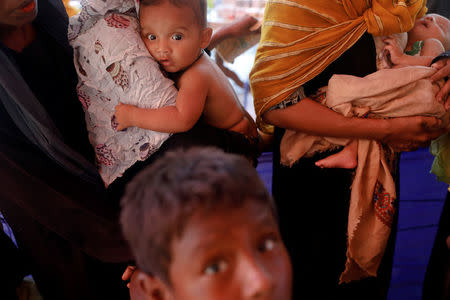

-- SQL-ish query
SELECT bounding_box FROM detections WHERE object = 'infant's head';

[408,13,450,50]
[120,147,293,300]
[139,0,212,73]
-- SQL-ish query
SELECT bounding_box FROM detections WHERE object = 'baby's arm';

[114,69,208,133]
[384,37,445,67]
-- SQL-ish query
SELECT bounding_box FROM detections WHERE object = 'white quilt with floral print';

[69,0,177,186]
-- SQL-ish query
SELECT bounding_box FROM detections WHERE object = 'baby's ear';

[134,271,174,300]
[201,27,213,50]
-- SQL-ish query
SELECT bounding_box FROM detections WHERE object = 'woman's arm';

[263,98,448,151]
[207,15,260,51]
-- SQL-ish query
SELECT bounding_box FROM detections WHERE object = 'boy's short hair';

[120,147,276,285]
[140,0,207,28]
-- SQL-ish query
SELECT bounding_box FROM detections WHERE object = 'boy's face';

[409,14,450,48]
[139,1,210,73]
[0,0,38,28]
[161,201,292,300]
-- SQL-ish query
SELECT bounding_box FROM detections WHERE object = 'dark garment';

[422,191,450,300]
[0,229,28,300]
[426,0,450,17]
[5,24,94,160]
[108,121,261,198]
[272,32,399,300]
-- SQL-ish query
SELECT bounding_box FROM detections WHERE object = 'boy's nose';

[240,256,274,299]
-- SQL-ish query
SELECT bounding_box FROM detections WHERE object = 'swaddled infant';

[69,0,176,186]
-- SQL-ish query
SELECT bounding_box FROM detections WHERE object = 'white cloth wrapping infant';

[68,0,177,186]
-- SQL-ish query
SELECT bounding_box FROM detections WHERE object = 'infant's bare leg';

[315,140,358,169]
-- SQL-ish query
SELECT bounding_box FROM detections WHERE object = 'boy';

[113,0,259,150]
[120,147,292,300]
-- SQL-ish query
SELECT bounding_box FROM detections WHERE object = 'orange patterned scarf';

[250,0,427,133]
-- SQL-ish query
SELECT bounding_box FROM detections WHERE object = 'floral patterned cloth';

[69,0,177,186]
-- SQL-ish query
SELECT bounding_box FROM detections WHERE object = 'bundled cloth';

[69,0,177,186]
[281,66,449,282]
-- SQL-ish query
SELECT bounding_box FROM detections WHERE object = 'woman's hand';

[383,116,448,152]
[208,15,260,51]
[122,266,149,300]
[122,265,137,286]
[227,15,260,38]
[431,57,450,103]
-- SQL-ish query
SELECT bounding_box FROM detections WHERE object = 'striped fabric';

[250,0,427,133]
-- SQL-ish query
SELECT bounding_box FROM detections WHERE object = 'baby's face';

[409,14,450,48]
[0,0,37,27]
[166,201,292,300]
[139,1,209,73]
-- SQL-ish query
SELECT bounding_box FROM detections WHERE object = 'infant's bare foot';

[315,147,357,169]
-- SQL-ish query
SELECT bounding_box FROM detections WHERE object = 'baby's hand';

[114,102,135,131]
[383,37,405,65]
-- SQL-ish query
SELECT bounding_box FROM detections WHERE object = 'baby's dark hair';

[120,147,276,285]
[140,0,207,28]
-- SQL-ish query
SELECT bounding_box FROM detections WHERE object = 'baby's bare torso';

[191,54,257,138]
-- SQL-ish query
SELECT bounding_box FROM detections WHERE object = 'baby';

[69,0,260,186]
[114,0,259,151]
[69,0,177,186]
[384,13,449,68]
[313,13,450,169]
[120,147,292,300]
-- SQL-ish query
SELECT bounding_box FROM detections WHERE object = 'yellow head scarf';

[250,0,427,133]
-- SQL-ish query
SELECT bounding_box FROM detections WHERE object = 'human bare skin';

[263,97,448,152]
[432,56,450,103]
[0,0,38,52]
[114,1,258,139]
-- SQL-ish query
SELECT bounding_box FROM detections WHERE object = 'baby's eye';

[147,34,156,41]
[258,237,277,253]
[171,33,183,41]
[204,260,228,275]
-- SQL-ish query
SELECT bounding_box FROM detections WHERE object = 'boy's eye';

[147,34,156,41]
[258,237,277,252]
[171,34,183,41]
[204,260,228,275]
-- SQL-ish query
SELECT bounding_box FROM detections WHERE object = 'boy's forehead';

[177,201,277,245]
[168,201,278,270]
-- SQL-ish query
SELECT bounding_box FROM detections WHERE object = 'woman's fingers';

[435,80,450,103]
[430,58,450,102]
[384,116,448,152]
[122,265,137,281]
[430,58,450,80]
